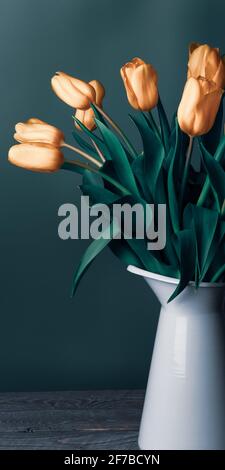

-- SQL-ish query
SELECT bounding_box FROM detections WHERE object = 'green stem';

[157,96,170,152]
[63,142,102,168]
[94,104,137,159]
[211,264,225,282]
[179,136,194,213]
[62,160,130,196]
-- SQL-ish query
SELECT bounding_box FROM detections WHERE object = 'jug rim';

[127,265,225,288]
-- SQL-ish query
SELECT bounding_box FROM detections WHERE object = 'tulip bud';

[51,71,96,109]
[8,143,64,172]
[14,119,65,147]
[178,43,225,136]
[177,77,223,136]
[75,80,105,131]
[120,57,158,111]
[188,43,225,89]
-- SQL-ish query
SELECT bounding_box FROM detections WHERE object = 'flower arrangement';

[8,43,225,301]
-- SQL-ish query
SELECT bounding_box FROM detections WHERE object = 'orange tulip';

[120,57,158,111]
[14,118,64,147]
[51,71,96,109]
[178,43,225,136]
[75,80,105,131]
[177,77,223,136]
[8,143,64,172]
[188,43,225,89]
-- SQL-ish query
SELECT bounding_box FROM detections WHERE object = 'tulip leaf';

[157,97,171,154]
[94,119,140,198]
[73,115,111,160]
[62,161,130,196]
[168,228,196,303]
[191,205,218,278]
[144,112,161,138]
[129,113,165,197]
[109,239,144,269]
[90,103,108,127]
[183,203,220,283]
[201,96,224,155]
[131,154,152,202]
[81,183,120,205]
[214,134,225,164]
[167,120,181,234]
[200,143,225,212]
[127,238,179,279]
[72,131,101,160]
[82,168,103,187]
[211,263,225,282]
[61,161,90,176]
[71,220,120,296]
[154,172,179,266]
[200,220,225,281]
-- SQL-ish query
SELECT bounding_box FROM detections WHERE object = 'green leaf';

[61,161,90,176]
[90,103,108,127]
[211,263,225,282]
[73,115,111,160]
[80,182,120,205]
[168,228,196,302]
[127,238,179,279]
[129,113,165,197]
[183,203,219,283]
[71,220,120,296]
[193,205,218,278]
[83,169,103,187]
[109,239,143,269]
[131,154,152,202]
[200,220,225,281]
[200,143,225,212]
[201,96,224,154]
[95,119,140,198]
[157,97,171,153]
[167,120,181,234]
[214,134,225,164]
[62,161,130,196]
[72,131,99,159]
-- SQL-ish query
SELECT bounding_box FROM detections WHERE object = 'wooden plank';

[0,431,139,450]
[0,390,144,450]
[0,390,145,412]
[0,408,142,432]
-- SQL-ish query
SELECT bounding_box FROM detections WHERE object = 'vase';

[127,265,225,450]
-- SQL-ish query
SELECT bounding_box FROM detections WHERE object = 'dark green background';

[0,0,224,391]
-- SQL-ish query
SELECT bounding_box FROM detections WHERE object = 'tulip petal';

[131,64,158,111]
[51,72,95,109]
[8,143,64,172]
[178,77,223,136]
[14,121,64,147]
[75,108,96,131]
[89,80,105,106]
[120,65,139,109]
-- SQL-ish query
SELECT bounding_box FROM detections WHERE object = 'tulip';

[8,143,64,172]
[120,57,158,111]
[14,118,65,147]
[177,77,223,136]
[51,71,96,109]
[75,80,105,131]
[188,43,225,89]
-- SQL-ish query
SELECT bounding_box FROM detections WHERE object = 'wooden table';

[0,390,144,450]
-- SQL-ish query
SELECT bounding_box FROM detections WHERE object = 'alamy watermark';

[58,196,166,251]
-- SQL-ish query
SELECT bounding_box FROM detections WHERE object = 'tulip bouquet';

[8,44,225,301]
